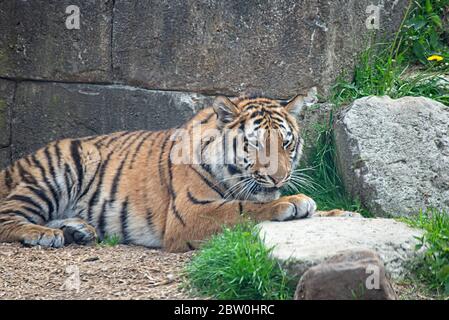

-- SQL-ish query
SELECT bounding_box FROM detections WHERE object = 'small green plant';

[185,223,294,300]
[98,234,121,247]
[403,208,449,296]
[401,0,449,66]
[331,0,448,107]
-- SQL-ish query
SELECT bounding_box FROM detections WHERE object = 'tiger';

[0,88,357,252]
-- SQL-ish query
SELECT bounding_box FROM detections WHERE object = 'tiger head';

[203,88,317,202]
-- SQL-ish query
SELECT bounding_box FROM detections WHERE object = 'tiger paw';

[20,225,65,248]
[271,194,317,221]
[313,209,363,218]
[47,218,97,245]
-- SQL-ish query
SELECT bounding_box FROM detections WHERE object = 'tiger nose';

[269,174,289,187]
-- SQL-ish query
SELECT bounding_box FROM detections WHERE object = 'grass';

[402,208,449,297]
[97,234,121,247]
[283,116,371,217]
[185,223,294,300]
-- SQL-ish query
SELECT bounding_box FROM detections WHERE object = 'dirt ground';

[0,243,196,300]
[0,243,438,300]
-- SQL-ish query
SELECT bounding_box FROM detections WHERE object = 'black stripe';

[233,137,238,164]
[189,166,224,198]
[25,185,53,220]
[87,152,113,223]
[16,161,37,185]
[238,202,243,215]
[187,190,214,205]
[43,146,62,197]
[75,161,101,202]
[120,199,130,243]
[110,152,130,202]
[118,131,146,156]
[129,131,153,169]
[63,163,73,199]
[70,140,84,194]
[103,131,131,148]
[98,202,108,239]
[8,194,44,212]
[0,210,38,224]
[145,208,154,231]
[21,206,46,222]
[54,142,63,168]
[4,168,12,189]
[227,164,241,175]
[30,155,59,216]
[158,132,172,186]
[167,140,186,226]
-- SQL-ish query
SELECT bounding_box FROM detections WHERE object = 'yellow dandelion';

[427,55,444,62]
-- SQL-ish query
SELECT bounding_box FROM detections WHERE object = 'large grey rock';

[258,217,424,280]
[11,82,213,160]
[0,0,112,82]
[334,96,449,217]
[295,250,397,300]
[113,0,408,97]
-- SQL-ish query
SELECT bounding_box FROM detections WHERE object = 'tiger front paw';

[271,194,317,221]
[20,225,64,248]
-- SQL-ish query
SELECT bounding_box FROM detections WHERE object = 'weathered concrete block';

[12,82,213,160]
[258,217,424,280]
[113,0,408,97]
[295,250,397,300]
[0,79,14,169]
[0,148,10,170]
[0,79,14,148]
[0,0,112,82]
[334,96,449,217]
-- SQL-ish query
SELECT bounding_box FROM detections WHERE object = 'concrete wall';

[0,0,408,167]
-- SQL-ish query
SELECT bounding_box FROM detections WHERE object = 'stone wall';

[0,0,408,168]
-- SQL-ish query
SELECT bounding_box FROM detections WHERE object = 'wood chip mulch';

[0,243,197,300]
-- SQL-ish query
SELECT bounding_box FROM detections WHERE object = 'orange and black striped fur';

[0,88,355,252]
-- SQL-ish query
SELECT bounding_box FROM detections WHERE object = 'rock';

[334,96,449,217]
[0,0,112,82]
[258,217,424,280]
[294,250,397,300]
[298,103,332,165]
[11,82,213,160]
[113,0,408,97]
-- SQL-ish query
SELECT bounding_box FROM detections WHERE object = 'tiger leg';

[163,193,316,252]
[0,185,64,248]
[46,218,97,245]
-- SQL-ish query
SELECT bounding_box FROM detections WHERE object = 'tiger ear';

[285,87,318,116]
[213,96,239,127]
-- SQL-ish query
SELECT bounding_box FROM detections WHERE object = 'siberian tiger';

[0,88,356,252]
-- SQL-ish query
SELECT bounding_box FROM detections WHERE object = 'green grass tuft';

[185,223,294,300]
[402,208,449,296]
[98,234,121,247]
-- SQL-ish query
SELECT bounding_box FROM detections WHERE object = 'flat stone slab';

[258,217,424,280]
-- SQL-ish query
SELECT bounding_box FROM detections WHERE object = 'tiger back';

[0,88,355,252]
